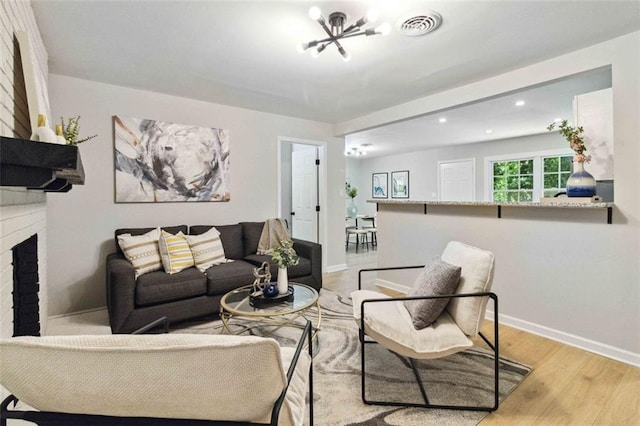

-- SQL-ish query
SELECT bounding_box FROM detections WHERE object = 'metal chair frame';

[357,266,499,412]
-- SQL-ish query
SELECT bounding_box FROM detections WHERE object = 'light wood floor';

[328,248,640,426]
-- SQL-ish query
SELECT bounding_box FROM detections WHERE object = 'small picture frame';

[372,172,388,199]
[391,170,409,198]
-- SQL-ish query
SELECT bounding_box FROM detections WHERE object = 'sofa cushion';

[185,227,229,272]
[190,224,243,260]
[204,261,257,296]
[115,225,187,256]
[135,267,206,306]
[240,221,265,257]
[244,254,311,279]
[117,228,163,279]
[159,230,195,274]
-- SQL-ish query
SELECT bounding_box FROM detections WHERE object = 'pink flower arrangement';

[547,120,591,163]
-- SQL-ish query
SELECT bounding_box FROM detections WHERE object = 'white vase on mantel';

[30,113,57,144]
[277,267,288,295]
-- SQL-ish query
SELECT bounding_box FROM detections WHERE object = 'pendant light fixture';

[297,6,391,61]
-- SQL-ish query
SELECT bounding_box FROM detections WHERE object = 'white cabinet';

[573,88,613,180]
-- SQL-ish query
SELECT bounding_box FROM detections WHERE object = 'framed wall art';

[113,116,230,202]
[372,172,388,199]
[391,170,409,198]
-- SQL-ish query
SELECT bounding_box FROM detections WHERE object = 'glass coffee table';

[219,282,321,337]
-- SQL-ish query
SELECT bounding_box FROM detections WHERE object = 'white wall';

[348,132,565,215]
[46,75,345,316]
[341,32,640,365]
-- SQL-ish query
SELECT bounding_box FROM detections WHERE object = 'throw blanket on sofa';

[257,218,294,255]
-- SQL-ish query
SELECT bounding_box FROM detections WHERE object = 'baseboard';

[487,310,640,368]
[48,306,107,319]
[375,279,410,294]
[326,263,348,273]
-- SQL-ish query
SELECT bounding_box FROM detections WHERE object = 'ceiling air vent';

[398,11,442,37]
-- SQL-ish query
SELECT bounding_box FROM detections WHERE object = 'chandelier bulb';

[311,48,320,58]
[296,42,306,53]
[309,6,322,21]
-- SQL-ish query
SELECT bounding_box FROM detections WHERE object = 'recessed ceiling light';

[515,100,525,107]
[485,130,493,134]
[438,117,447,123]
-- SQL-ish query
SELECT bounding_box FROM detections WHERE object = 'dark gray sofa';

[106,222,322,334]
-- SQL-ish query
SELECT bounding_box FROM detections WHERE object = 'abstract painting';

[391,170,409,198]
[114,116,230,202]
[372,172,388,199]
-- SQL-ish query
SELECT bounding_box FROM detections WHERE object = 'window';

[542,155,572,198]
[485,150,573,202]
[492,159,533,202]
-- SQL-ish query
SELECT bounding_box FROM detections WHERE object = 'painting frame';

[391,170,410,198]
[113,116,230,203]
[372,172,388,199]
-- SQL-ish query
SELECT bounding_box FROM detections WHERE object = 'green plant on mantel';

[347,186,358,199]
[60,116,97,145]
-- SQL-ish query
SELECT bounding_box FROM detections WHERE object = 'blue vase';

[566,161,596,197]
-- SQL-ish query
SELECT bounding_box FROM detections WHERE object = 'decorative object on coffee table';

[271,240,299,295]
[252,261,272,294]
[547,119,596,197]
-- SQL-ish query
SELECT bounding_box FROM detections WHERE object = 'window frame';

[484,148,573,202]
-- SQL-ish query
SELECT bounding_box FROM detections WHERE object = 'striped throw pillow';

[117,228,162,279]
[159,230,195,274]
[186,227,229,272]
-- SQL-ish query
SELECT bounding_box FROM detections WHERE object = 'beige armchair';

[351,241,498,411]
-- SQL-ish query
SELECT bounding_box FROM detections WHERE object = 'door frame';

[277,136,327,271]
[437,158,476,201]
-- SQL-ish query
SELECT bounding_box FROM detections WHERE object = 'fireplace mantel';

[0,136,84,192]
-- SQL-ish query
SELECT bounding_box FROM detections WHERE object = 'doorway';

[438,159,476,201]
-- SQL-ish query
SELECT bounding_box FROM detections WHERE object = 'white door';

[291,145,318,242]
[438,159,475,201]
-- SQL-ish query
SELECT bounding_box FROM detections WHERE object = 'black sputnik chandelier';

[296,6,391,61]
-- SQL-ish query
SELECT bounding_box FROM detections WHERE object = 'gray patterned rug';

[173,289,531,425]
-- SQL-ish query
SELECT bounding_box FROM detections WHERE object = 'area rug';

[173,289,531,425]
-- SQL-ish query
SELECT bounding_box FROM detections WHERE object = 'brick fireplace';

[0,188,48,340]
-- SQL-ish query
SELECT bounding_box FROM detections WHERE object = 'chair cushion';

[441,241,495,336]
[352,290,473,359]
[159,230,195,274]
[185,227,229,272]
[135,267,206,306]
[0,334,309,425]
[404,259,461,329]
[117,228,163,278]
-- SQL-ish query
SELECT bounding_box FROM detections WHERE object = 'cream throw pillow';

[117,228,162,279]
[159,230,195,274]
[185,227,229,272]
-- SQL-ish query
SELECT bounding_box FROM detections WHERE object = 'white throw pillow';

[185,227,229,272]
[159,230,195,274]
[117,228,162,278]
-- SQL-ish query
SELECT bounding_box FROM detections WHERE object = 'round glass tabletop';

[220,283,318,317]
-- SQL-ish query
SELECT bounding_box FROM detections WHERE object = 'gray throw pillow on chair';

[404,259,462,330]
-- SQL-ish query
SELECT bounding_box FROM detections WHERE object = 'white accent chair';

[0,322,314,425]
[351,241,498,411]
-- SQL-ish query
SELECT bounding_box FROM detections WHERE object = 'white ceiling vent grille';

[398,12,442,37]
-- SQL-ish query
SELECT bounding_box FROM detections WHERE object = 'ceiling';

[32,1,639,153]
